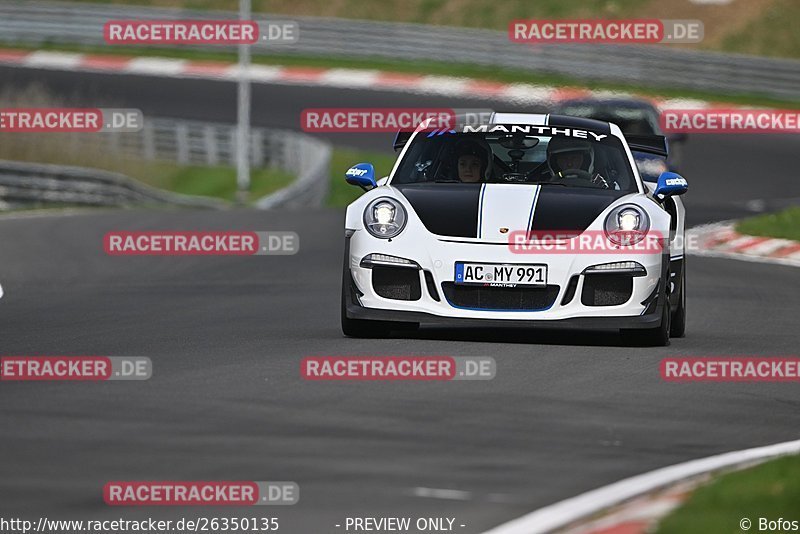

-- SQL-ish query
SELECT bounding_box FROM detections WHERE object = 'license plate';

[454,262,547,287]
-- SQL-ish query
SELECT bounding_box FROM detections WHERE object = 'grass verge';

[655,455,800,534]
[135,162,295,202]
[0,85,294,205]
[736,206,800,242]
[721,0,800,59]
[0,130,294,204]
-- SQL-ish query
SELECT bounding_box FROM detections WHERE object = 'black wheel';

[623,297,671,347]
[670,262,686,338]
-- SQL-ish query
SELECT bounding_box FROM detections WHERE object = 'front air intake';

[581,274,634,306]
[371,266,422,301]
[441,283,559,311]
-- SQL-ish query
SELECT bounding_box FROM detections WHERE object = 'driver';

[454,139,490,183]
[546,137,611,188]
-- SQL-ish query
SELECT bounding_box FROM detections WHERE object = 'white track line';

[245,64,285,83]
[319,68,381,88]
[25,50,84,69]
[482,438,800,534]
[125,57,187,76]
[411,487,472,501]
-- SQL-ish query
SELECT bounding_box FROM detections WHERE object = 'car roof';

[488,112,611,133]
[547,114,611,133]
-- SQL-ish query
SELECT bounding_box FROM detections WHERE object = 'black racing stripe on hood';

[394,183,481,238]
[530,187,627,233]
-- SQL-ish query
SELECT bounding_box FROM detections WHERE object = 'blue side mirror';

[654,171,688,198]
[345,163,377,190]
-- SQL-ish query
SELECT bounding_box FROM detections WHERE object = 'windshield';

[391,127,639,192]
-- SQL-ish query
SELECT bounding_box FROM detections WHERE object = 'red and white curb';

[563,482,692,534]
[482,438,800,534]
[0,48,711,109]
[687,221,800,267]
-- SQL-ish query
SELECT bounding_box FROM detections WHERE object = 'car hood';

[394,183,629,242]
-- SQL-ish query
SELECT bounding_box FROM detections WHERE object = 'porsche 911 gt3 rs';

[341,113,688,345]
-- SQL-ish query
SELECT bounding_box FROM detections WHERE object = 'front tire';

[340,264,419,338]
[341,309,392,338]
[341,267,392,338]
[670,263,686,338]
[622,296,671,347]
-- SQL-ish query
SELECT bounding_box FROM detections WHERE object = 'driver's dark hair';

[453,139,489,179]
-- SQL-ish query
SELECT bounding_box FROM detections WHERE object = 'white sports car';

[342,113,688,345]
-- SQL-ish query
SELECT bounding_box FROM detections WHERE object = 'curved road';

[0,67,799,533]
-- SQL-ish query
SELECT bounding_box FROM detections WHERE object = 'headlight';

[363,197,407,239]
[604,204,650,246]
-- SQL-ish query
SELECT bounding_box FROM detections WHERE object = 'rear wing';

[625,134,668,158]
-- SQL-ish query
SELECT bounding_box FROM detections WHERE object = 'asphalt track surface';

[0,67,799,533]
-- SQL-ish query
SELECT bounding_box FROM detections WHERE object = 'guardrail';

[255,135,331,209]
[0,1,798,100]
[0,159,226,208]
[0,119,332,209]
[99,118,324,171]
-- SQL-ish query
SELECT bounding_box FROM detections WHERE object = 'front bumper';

[345,230,669,328]
[345,300,664,329]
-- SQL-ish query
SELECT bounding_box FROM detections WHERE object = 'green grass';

[328,147,398,207]
[133,162,295,202]
[721,0,800,59]
[736,206,800,241]
[0,85,295,205]
[0,133,293,205]
[655,455,800,534]
[5,41,800,110]
[0,135,294,204]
